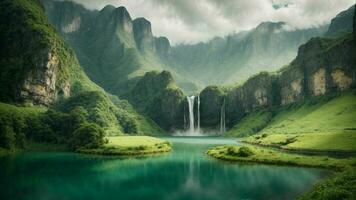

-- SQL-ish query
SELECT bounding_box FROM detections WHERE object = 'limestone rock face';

[200,34,356,129]
[311,68,326,96]
[20,50,70,106]
[239,73,278,111]
[279,65,304,105]
[331,69,353,90]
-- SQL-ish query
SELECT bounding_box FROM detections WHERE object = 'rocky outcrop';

[20,50,70,105]
[0,0,75,106]
[200,86,226,127]
[126,71,185,130]
[133,18,155,53]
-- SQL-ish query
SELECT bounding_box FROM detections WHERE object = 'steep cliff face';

[133,18,155,53]
[20,50,70,105]
[0,0,76,105]
[200,34,356,129]
[199,86,226,127]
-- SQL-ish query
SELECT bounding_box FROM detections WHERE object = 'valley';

[0,0,355,199]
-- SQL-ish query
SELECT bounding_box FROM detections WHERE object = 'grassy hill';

[226,91,356,151]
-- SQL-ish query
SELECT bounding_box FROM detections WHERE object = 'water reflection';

[0,137,327,200]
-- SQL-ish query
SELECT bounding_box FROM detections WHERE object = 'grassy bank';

[207,145,356,169]
[77,136,172,156]
[207,145,356,199]
[243,131,356,153]
[226,92,356,138]
[298,167,356,200]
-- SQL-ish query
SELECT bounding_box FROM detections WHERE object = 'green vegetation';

[298,168,356,200]
[232,92,356,152]
[0,102,46,150]
[225,110,273,137]
[244,131,356,152]
[77,136,172,156]
[126,71,185,130]
[70,123,105,150]
[207,145,356,169]
[259,92,356,135]
[226,146,255,157]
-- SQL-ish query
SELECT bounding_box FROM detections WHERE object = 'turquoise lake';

[0,137,328,200]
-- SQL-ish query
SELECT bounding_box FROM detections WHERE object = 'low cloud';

[57,0,355,44]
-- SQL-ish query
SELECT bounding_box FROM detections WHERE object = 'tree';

[70,123,105,150]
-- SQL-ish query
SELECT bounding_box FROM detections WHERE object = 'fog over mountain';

[54,0,356,44]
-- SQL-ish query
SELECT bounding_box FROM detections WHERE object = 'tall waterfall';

[187,96,195,133]
[197,95,200,133]
[220,99,226,134]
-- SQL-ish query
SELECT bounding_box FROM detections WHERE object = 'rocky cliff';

[0,0,82,105]
[199,33,356,128]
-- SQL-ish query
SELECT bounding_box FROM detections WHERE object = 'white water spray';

[187,96,195,133]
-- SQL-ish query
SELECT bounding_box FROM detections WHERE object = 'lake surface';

[0,137,328,200]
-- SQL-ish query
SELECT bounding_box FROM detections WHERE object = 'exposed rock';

[200,34,356,130]
[311,68,326,96]
[331,69,353,90]
[62,16,81,33]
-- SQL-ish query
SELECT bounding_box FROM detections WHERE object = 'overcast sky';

[64,0,355,44]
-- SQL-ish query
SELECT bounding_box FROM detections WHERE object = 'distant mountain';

[44,1,355,95]
[42,0,197,95]
[325,5,355,38]
[167,22,327,87]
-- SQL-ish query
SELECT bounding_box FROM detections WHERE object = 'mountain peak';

[255,21,285,31]
[133,17,154,52]
[101,4,116,12]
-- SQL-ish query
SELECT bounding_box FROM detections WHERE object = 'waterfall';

[183,103,187,130]
[187,96,195,133]
[197,95,200,133]
[220,99,226,134]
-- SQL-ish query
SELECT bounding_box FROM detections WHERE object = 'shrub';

[70,123,105,150]
[238,146,255,157]
[227,146,240,156]
[227,146,255,157]
[261,133,268,138]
